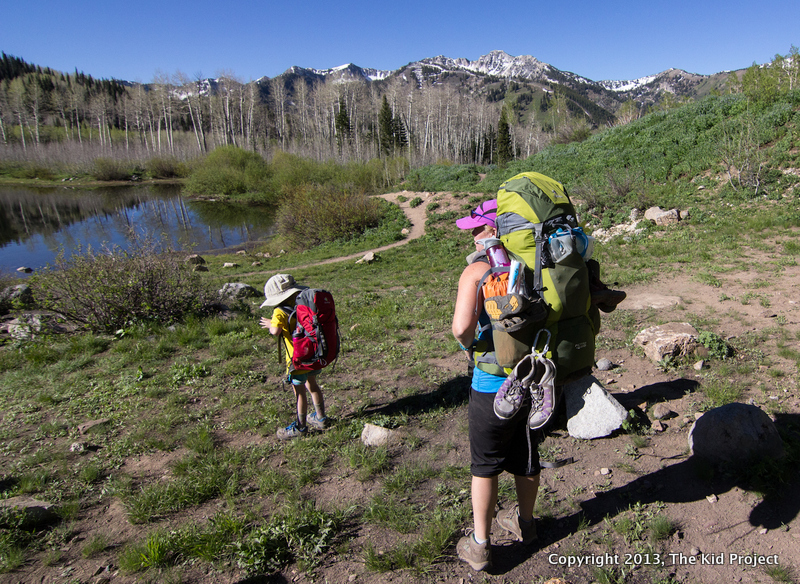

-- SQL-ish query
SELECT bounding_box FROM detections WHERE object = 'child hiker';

[259,273,329,440]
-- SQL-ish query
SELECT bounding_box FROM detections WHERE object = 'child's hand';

[259,317,271,329]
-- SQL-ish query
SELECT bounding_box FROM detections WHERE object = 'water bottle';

[549,227,595,263]
[548,229,575,263]
[482,237,511,268]
[575,230,595,261]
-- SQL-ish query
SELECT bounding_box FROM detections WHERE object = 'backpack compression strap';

[496,213,546,293]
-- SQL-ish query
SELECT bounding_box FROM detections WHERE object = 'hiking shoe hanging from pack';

[456,531,491,571]
[276,420,307,440]
[497,505,538,545]
[528,350,557,430]
[307,412,329,430]
[493,353,537,419]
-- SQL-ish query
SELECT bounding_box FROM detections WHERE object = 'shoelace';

[501,381,525,404]
[529,384,544,412]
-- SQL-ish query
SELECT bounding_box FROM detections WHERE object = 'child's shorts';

[289,370,320,386]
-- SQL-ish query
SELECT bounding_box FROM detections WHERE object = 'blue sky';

[6,0,798,83]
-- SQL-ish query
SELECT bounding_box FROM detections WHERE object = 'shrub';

[275,184,386,249]
[30,232,217,332]
[184,146,272,198]
[146,156,188,179]
[92,158,134,181]
[8,163,56,181]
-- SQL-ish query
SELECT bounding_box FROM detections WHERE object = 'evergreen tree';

[497,106,513,164]
[378,95,394,156]
[335,96,350,149]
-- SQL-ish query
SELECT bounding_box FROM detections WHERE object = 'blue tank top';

[472,310,505,393]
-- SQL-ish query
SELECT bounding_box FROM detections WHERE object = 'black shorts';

[469,387,541,478]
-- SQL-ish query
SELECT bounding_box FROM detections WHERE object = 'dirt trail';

[234,191,434,278]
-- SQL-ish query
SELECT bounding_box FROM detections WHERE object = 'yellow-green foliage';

[183,145,272,198]
[275,184,385,249]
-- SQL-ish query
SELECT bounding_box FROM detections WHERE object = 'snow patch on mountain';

[598,75,658,92]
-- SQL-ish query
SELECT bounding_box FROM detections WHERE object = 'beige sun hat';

[260,274,307,308]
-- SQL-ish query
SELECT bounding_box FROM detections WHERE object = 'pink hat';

[456,199,497,230]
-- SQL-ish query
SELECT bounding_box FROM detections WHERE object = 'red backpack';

[290,288,340,373]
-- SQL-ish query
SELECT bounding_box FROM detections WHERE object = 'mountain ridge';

[283,49,735,97]
[271,49,739,125]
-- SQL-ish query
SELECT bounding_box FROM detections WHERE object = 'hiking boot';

[307,412,329,430]
[528,354,556,430]
[276,420,307,440]
[456,532,491,571]
[497,506,537,545]
[494,354,537,419]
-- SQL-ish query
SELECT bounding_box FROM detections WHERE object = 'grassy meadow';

[1,90,800,582]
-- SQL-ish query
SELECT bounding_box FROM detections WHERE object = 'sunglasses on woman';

[471,208,496,222]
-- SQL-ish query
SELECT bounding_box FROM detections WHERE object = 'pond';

[0,184,277,277]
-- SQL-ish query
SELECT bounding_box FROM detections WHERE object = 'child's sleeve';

[270,307,289,332]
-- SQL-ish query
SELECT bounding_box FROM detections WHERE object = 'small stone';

[706,494,718,504]
[652,403,675,420]
[69,442,86,453]
[690,547,700,556]
[600,467,611,475]
[759,528,768,535]
[694,360,706,371]
[17,267,33,273]
[596,358,613,371]
[651,420,665,432]
[222,262,239,268]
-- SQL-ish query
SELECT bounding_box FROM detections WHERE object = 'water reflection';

[0,184,276,275]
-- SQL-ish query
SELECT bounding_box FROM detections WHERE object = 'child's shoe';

[276,420,307,440]
[494,354,537,419]
[307,412,329,430]
[528,354,556,430]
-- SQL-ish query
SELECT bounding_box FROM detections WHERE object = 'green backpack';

[488,171,600,384]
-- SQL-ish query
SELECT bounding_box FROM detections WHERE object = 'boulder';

[0,284,35,310]
[644,206,665,221]
[7,314,66,340]
[633,322,698,363]
[185,254,206,265]
[356,252,378,265]
[218,283,260,300]
[654,209,680,226]
[0,496,59,528]
[361,423,396,447]
[78,418,112,435]
[621,293,682,310]
[222,262,240,269]
[689,403,784,465]
[564,376,629,439]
